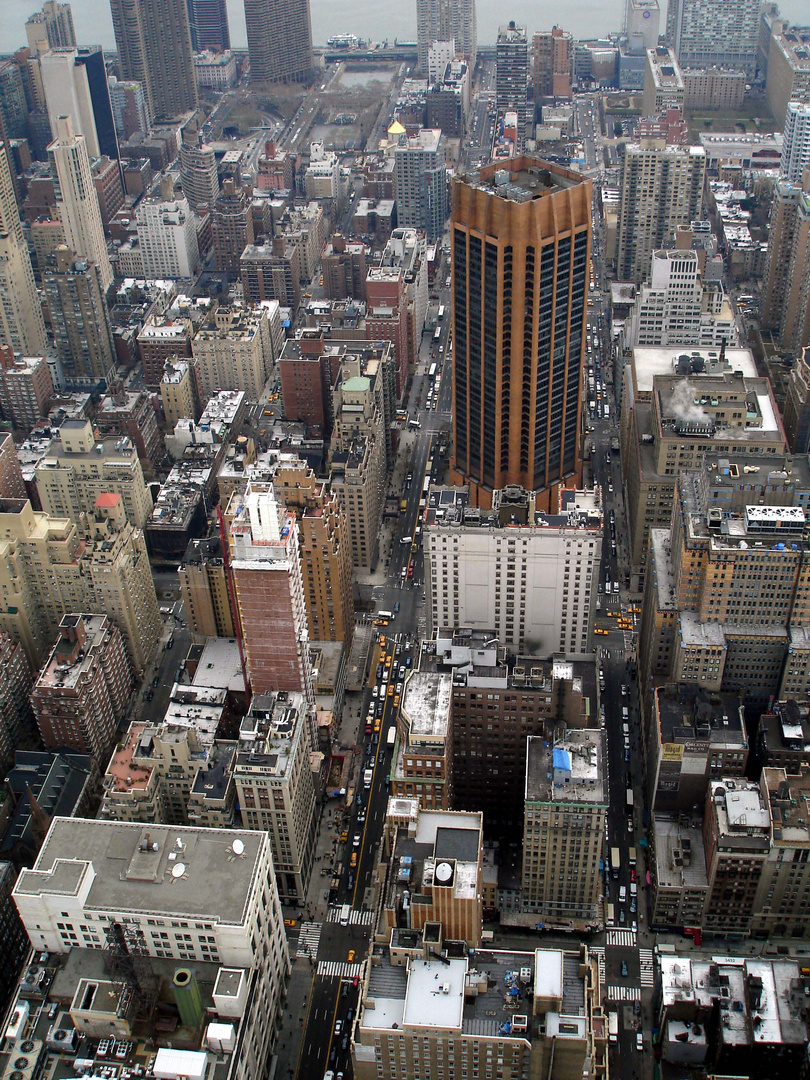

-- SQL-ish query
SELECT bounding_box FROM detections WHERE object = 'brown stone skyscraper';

[450,157,591,509]
[109,0,198,122]
[244,0,313,84]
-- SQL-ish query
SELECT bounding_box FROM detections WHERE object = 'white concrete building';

[782,100,810,184]
[428,40,456,82]
[425,485,603,656]
[393,129,447,240]
[12,817,290,1080]
[136,189,201,279]
[628,248,738,348]
[48,114,113,292]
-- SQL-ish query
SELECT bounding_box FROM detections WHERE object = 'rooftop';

[631,346,757,396]
[655,686,746,748]
[652,815,709,889]
[710,778,770,836]
[458,156,585,203]
[400,672,452,740]
[525,730,606,805]
[14,818,265,924]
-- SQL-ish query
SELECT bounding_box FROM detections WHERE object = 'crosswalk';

[606,929,637,947]
[327,908,374,926]
[639,948,655,988]
[295,921,322,959]
[591,946,606,989]
[317,961,365,979]
[607,984,642,1001]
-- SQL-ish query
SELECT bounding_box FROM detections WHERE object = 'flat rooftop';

[631,346,757,396]
[652,815,709,890]
[459,156,585,202]
[401,672,452,740]
[655,686,746,747]
[525,731,605,804]
[402,957,466,1031]
[15,818,264,925]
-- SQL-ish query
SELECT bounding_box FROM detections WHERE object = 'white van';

[339,904,350,927]
[363,767,373,788]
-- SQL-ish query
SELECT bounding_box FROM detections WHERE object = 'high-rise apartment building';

[666,0,761,76]
[782,348,810,453]
[138,309,195,388]
[533,26,573,100]
[136,180,200,279]
[367,228,428,397]
[496,22,530,145]
[179,534,236,638]
[212,180,254,279]
[782,101,810,183]
[12,817,290,1080]
[244,0,313,84]
[35,417,152,529]
[702,778,770,935]
[393,128,447,240]
[416,0,477,73]
[616,137,706,283]
[0,630,34,774]
[160,358,198,427]
[273,458,354,650]
[643,46,686,116]
[192,302,274,400]
[523,731,607,924]
[43,245,116,384]
[426,485,602,655]
[180,132,219,211]
[48,115,113,294]
[628,248,737,348]
[0,435,26,501]
[26,2,76,52]
[0,346,53,430]
[40,47,118,160]
[0,494,160,673]
[240,237,301,308]
[232,691,316,903]
[0,141,47,355]
[109,0,198,122]
[187,0,230,51]
[31,613,131,761]
[450,157,591,509]
[107,76,149,140]
[761,168,810,359]
[765,23,810,128]
[230,483,313,702]
[392,672,453,810]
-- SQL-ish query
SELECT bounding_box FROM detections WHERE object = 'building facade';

[244,0,312,84]
[0,141,47,355]
[43,245,116,385]
[666,0,761,75]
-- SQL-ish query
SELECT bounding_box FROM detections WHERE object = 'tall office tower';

[107,76,149,139]
[782,101,810,184]
[244,0,313,84]
[450,157,591,510]
[533,27,573,100]
[232,691,316,903]
[416,0,477,74]
[179,132,219,211]
[0,143,47,356]
[626,0,661,49]
[31,613,130,761]
[273,457,354,651]
[47,116,113,294]
[109,0,198,123]
[43,245,116,384]
[522,732,607,923]
[35,417,152,530]
[761,169,810,359]
[26,2,76,52]
[187,0,230,51]
[496,22,530,146]
[230,483,314,704]
[212,180,254,278]
[0,62,30,141]
[40,48,119,161]
[616,137,706,283]
[13,818,290,1080]
[666,0,760,76]
[393,128,447,240]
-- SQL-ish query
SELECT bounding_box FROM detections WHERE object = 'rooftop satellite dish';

[172,862,186,878]
[232,839,245,856]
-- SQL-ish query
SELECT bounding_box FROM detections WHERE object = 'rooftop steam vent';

[173,968,204,1030]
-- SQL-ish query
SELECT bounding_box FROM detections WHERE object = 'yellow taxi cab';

[594,627,609,636]
[629,606,642,614]
[374,718,381,732]
[350,852,357,868]
[394,695,400,707]
[373,619,388,627]
[385,654,393,667]
[283,918,296,928]
[387,684,394,696]
[348,949,356,963]
[340,831,348,844]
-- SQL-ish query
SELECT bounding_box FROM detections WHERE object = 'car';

[152,675,160,687]
[407,564,414,578]
[621,961,628,977]
[146,689,154,701]
[352,975,360,988]
[400,536,411,545]
[350,851,357,868]
[625,748,631,762]
[621,684,629,696]
[340,831,348,844]
[595,627,609,636]
[357,809,366,825]
[630,868,638,883]
[619,908,626,923]
[324,1072,334,1080]
[636,1033,644,1052]
[334,1020,342,1036]
[394,695,400,707]
[387,684,394,697]
[364,722,372,735]
[341,1034,349,1050]
[347,949,355,963]
[353,833,361,847]
[634,1001,642,1018]
[627,817,634,833]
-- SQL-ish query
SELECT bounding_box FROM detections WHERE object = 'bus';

[428,363,437,379]
[386,727,396,748]
[434,326,441,341]
[437,305,445,320]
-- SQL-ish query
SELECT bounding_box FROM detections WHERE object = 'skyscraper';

[48,115,113,293]
[496,21,530,146]
[781,101,810,184]
[109,0,198,123]
[179,131,219,210]
[416,0,477,74]
[0,141,47,355]
[761,169,810,358]
[666,0,761,76]
[616,136,706,283]
[186,0,230,52]
[43,245,116,384]
[25,1,76,53]
[450,157,591,509]
[393,127,448,240]
[40,47,119,161]
[244,0,313,84]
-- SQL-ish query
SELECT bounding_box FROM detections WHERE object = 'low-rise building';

[145,444,221,563]
[391,672,452,809]
[643,47,685,117]
[193,49,237,89]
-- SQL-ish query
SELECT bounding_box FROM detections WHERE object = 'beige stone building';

[178,533,236,638]
[192,302,276,401]
[35,418,153,529]
[761,169,810,359]
[159,357,198,429]
[766,22,810,127]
